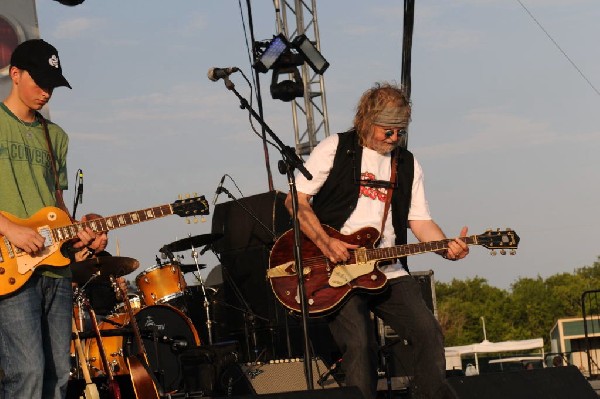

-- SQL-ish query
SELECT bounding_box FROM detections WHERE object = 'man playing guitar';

[286,82,469,399]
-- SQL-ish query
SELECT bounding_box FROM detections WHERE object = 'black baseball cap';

[10,39,71,89]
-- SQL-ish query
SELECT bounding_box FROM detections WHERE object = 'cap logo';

[48,55,60,69]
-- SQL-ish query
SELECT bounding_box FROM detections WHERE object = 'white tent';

[445,338,545,373]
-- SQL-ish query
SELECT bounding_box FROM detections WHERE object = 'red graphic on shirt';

[359,172,387,202]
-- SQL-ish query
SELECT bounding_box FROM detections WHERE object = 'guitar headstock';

[172,194,210,218]
[477,228,520,255]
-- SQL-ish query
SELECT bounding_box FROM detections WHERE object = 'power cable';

[516,0,600,98]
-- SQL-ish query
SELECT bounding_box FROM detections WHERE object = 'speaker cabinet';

[233,358,338,395]
[447,366,596,399]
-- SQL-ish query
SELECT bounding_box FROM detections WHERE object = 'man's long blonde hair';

[353,82,411,146]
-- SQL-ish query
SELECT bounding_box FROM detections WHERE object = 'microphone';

[77,169,83,204]
[317,358,342,386]
[207,67,239,82]
[212,174,226,206]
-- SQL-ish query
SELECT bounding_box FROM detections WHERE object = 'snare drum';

[136,263,187,306]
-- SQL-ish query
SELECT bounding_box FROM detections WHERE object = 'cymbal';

[164,233,223,252]
[178,263,207,273]
[71,256,140,285]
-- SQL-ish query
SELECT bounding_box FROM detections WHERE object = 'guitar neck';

[367,235,478,262]
[52,204,174,244]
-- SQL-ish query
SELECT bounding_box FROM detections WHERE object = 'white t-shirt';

[295,134,432,278]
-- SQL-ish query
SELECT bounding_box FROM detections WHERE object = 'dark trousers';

[327,275,448,399]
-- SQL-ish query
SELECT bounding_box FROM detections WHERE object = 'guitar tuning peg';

[178,194,183,200]
[193,216,199,224]
[490,249,497,256]
[193,192,198,197]
[186,218,191,224]
[486,228,492,233]
[510,249,517,255]
[500,249,506,255]
[185,193,190,199]
[201,216,206,223]
[506,227,512,231]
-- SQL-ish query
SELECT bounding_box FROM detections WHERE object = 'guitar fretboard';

[51,205,174,242]
[367,235,477,261]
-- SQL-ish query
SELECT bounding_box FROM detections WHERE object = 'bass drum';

[129,304,201,393]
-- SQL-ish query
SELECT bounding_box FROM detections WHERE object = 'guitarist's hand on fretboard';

[443,226,470,261]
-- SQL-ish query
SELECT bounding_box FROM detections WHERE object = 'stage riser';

[447,366,596,399]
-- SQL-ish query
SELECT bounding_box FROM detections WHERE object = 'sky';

[16,0,600,291]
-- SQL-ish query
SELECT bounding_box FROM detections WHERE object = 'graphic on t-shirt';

[359,171,387,202]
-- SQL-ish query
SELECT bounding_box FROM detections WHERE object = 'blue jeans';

[327,275,448,399]
[0,273,73,399]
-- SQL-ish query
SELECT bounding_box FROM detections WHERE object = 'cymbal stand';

[189,240,214,345]
[209,263,271,362]
[74,271,100,332]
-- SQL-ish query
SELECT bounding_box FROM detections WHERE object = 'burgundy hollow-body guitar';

[268,225,520,316]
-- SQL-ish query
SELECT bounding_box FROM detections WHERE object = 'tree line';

[436,256,600,348]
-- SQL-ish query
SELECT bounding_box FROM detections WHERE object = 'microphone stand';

[219,76,314,389]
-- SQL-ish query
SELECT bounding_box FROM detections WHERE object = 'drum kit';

[70,233,223,393]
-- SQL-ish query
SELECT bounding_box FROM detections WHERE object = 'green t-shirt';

[0,103,70,278]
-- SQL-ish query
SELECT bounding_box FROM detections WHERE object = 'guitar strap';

[39,114,73,222]
[379,148,398,237]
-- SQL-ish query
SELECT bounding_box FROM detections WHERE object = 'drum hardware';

[219,264,271,363]
[81,293,123,397]
[183,236,216,345]
[161,233,223,253]
[71,256,140,286]
[178,263,207,273]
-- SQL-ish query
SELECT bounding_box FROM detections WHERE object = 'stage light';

[292,34,329,75]
[270,66,304,102]
[255,34,328,102]
[254,34,328,75]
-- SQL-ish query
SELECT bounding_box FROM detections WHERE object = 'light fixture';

[254,34,329,102]
[292,34,329,75]
[270,66,304,102]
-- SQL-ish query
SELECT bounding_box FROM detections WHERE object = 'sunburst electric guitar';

[268,225,520,316]
[0,195,209,298]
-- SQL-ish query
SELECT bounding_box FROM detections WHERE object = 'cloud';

[178,14,208,36]
[414,107,600,158]
[53,17,100,39]
[419,28,482,50]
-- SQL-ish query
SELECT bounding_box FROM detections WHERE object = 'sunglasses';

[384,129,408,138]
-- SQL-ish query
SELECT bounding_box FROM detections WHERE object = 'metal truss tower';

[273,0,330,156]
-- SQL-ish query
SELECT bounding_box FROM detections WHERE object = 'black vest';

[311,131,414,269]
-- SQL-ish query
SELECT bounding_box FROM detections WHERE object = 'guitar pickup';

[267,262,310,278]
